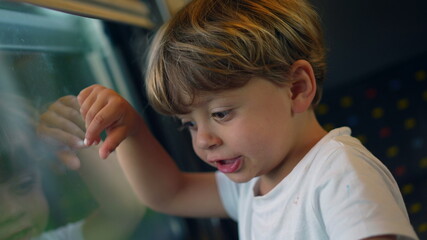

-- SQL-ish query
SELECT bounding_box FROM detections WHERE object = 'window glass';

[0,2,185,239]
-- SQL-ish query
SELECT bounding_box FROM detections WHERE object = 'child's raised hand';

[78,84,142,160]
[37,95,87,170]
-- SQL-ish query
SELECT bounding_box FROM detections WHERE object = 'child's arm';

[38,95,145,240]
[78,84,227,218]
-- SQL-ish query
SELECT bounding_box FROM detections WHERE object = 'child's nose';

[194,127,222,150]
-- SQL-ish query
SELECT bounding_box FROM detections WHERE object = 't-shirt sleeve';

[215,171,240,221]
[33,220,85,240]
[314,147,418,240]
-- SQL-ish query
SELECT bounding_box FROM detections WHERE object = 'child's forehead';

[177,77,273,111]
[172,78,274,116]
[190,88,241,106]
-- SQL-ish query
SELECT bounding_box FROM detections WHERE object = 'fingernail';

[84,138,89,146]
[102,149,115,159]
[76,140,86,148]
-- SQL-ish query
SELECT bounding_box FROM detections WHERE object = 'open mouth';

[4,227,33,240]
[216,156,242,173]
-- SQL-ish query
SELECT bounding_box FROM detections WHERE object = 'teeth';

[220,159,235,165]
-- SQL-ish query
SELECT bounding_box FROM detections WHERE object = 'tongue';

[217,158,242,173]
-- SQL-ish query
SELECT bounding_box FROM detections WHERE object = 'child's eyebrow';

[176,92,238,117]
[195,90,239,105]
[193,95,216,107]
[175,115,188,120]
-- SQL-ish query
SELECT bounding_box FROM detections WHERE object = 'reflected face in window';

[0,168,49,240]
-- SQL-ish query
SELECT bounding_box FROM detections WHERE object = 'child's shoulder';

[315,127,374,161]
[310,127,394,183]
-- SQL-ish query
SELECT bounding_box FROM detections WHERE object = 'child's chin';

[226,173,252,184]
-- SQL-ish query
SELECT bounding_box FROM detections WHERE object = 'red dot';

[394,166,406,176]
[365,88,378,99]
[379,127,391,138]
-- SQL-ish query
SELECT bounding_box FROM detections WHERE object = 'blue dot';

[347,115,359,126]
[389,79,401,91]
[412,138,424,149]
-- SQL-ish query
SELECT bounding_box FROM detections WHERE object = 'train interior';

[0,0,426,239]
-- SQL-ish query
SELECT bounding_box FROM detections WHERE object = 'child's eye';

[211,110,232,121]
[13,174,36,195]
[178,121,197,131]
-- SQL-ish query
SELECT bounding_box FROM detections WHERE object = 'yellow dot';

[372,107,384,119]
[410,203,422,214]
[401,184,414,195]
[418,223,427,233]
[396,98,409,110]
[316,104,329,115]
[415,70,426,81]
[386,146,399,158]
[404,118,416,129]
[323,123,334,132]
[356,135,367,145]
[420,157,427,168]
[340,96,353,108]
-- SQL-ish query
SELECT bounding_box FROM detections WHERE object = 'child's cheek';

[26,187,49,237]
[193,146,207,162]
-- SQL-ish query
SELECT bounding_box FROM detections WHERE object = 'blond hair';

[146,0,326,115]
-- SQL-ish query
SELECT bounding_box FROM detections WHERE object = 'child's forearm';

[115,119,226,217]
[116,119,186,210]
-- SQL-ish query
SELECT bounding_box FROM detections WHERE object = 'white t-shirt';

[33,221,84,240]
[216,127,418,240]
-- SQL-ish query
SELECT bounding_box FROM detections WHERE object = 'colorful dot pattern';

[317,56,427,238]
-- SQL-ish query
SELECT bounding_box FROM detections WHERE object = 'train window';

[0,1,190,240]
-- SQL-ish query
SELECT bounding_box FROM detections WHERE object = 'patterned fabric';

[316,54,427,238]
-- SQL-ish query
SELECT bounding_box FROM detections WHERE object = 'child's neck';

[257,113,327,196]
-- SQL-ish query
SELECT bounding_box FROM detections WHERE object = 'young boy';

[78,0,418,239]
[0,95,50,240]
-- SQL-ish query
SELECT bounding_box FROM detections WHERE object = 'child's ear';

[289,60,317,113]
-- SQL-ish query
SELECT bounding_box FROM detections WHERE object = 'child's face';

[0,169,49,240]
[178,78,301,184]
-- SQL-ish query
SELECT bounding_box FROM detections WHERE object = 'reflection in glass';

[0,94,50,240]
[0,2,186,239]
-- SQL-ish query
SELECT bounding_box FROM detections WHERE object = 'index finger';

[77,84,99,106]
[98,126,128,159]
